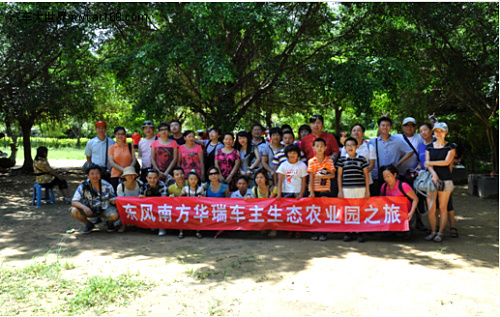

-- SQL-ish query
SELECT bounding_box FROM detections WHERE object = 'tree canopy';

[0,2,498,171]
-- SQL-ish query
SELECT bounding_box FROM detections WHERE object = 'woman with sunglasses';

[205,166,230,197]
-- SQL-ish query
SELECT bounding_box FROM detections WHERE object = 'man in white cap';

[395,117,423,175]
[84,120,115,182]
[138,120,157,183]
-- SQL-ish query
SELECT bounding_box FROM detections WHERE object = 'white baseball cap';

[402,117,416,125]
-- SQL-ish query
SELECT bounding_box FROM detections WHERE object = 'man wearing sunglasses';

[395,117,423,175]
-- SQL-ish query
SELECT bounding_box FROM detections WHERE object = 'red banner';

[116,197,409,232]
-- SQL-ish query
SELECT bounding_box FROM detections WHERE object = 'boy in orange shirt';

[307,138,336,241]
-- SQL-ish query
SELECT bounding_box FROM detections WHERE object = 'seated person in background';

[70,163,119,234]
[139,168,168,236]
[230,175,254,199]
[33,146,72,203]
[0,132,17,171]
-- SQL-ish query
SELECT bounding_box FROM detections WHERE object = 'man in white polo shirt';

[84,120,115,182]
[395,117,423,175]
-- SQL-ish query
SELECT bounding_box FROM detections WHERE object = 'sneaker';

[357,233,365,243]
[196,232,203,239]
[319,234,327,241]
[106,221,115,233]
[92,217,102,225]
[82,222,95,234]
[158,229,167,236]
[178,231,184,239]
[310,233,319,241]
[415,219,427,232]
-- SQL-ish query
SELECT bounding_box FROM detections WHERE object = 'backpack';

[381,179,410,201]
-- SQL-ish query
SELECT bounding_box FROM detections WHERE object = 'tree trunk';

[76,122,82,147]
[264,111,273,130]
[485,125,499,173]
[334,105,343,136]
[20,119,34,172]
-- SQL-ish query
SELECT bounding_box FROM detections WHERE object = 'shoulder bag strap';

[104,137,109,168]
[403,134,419,162]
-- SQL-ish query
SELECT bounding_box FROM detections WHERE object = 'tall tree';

[105,2,371,131]
[0,2,98,170]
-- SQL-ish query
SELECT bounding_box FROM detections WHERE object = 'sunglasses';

[208,172,220,176]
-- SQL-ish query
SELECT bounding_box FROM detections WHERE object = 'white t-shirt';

[276,160,308,194]
[138,136,156,168]
[230,189,254,199]
[181,185,205,197]
[394,133,423,173]
[117,180,143,197]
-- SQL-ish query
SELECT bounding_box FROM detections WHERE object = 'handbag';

[414,170,436,195]
[127,143,142,174]
[413,170,437,214]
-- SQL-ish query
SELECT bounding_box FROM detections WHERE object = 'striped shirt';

[307,156,336,192]
[272,148,307,167]
[336,154,369,188]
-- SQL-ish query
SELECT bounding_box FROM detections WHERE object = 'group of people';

[33,113,457,243]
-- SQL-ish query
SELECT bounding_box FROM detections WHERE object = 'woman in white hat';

[116,166,143,232]
[424,122,456,242]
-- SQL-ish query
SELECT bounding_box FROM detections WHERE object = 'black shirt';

[426,142,456,180]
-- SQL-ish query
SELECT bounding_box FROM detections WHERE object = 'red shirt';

[300,131,340,161]
[131,133,142,145]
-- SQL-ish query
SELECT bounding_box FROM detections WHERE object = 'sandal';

[178,231,184,239]
[195,232,203,239]
[424,232,436,241]
[433,232,443,242]
[450,227,458,238]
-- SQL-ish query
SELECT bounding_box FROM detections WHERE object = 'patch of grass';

[66,274,151,315]
[0,257,153,316]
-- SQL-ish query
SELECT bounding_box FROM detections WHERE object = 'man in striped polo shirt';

[336,137,370,242]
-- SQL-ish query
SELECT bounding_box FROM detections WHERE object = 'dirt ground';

[0,160,498,316]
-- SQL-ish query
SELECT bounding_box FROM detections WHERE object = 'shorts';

[440,180,454,192]
[41,178,68,190]
[343,187,366,199]
[314,191,333,198]
[73,205,118,221]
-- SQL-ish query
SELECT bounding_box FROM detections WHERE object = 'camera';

[91,206,103,215]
